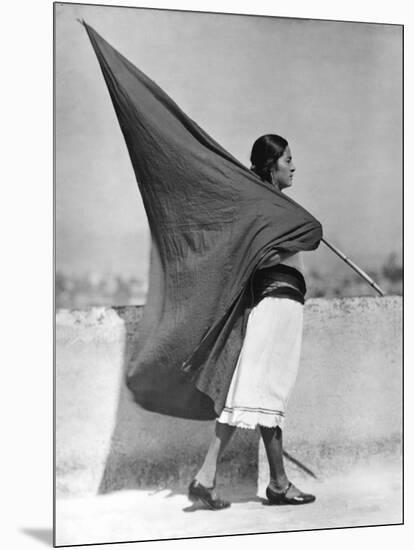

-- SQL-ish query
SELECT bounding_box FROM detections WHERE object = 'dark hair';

[250,134,288,184]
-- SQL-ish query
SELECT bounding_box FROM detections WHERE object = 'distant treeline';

[56,252,402,309]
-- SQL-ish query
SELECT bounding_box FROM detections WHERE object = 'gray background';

[55,3,402,283]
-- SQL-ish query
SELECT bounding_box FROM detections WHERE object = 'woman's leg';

[259,425,313,500]
[259,426,289,490]
[194,421,236,487]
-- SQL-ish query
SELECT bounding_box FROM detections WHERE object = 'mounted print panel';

[54,2,403,547]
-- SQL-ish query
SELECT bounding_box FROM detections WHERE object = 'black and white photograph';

[52,1,402,547]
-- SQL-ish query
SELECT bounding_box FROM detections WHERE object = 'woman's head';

[250,134,295,191]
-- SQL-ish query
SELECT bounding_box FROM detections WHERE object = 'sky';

[55,3,402,280]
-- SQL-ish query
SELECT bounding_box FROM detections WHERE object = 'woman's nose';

[291,163,296,172]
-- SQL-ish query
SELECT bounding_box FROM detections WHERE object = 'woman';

[188,134,316,510]
[83,23,322,509]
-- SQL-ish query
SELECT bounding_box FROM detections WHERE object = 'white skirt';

[217,297,304,430]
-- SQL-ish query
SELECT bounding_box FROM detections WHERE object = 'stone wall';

[55,296,402,498]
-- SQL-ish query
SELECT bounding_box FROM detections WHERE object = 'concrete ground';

[55,464,402,547]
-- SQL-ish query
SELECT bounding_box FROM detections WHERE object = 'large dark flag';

[82,22,322,420]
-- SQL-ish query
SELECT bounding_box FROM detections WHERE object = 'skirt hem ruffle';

[217,410,285,430]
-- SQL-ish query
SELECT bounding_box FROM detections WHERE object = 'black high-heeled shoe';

[266,481,316,505]
[188,479,231,510]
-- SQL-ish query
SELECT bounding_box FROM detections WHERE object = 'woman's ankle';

[194,473,216,488]
[269,476,289,491]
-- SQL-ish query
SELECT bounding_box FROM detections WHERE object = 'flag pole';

[321,238,385,297]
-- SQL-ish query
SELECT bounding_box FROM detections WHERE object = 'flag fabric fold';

[82,22,323,420]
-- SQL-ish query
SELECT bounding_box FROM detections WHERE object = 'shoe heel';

[266,487,282,504]
[188,480,231,510]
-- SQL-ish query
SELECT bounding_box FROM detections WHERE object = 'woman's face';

[271,146,296,191]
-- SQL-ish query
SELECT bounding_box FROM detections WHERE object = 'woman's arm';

[258,249,297,269]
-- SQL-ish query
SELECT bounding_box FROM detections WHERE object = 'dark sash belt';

[252,264,307,306]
